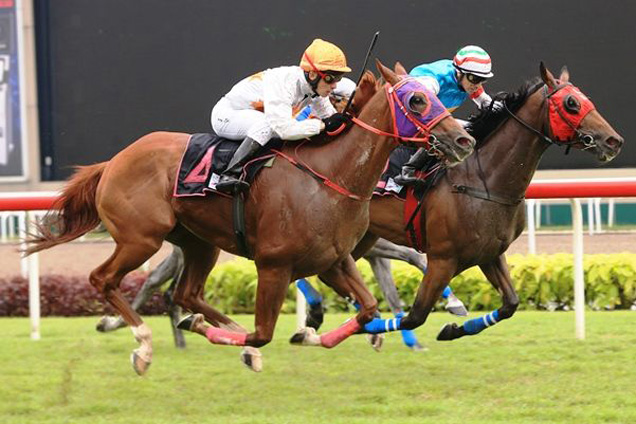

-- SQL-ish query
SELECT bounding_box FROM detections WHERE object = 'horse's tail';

[25,162,107,255]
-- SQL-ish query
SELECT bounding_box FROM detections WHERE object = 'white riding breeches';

[211,98,275,146]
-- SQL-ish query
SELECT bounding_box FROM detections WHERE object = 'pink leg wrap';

[320,318,361,349]
[205,327,247,346]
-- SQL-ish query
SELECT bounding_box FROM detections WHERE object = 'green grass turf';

[1,312,635,424]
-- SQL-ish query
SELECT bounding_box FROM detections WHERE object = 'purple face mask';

[387,78,450,140]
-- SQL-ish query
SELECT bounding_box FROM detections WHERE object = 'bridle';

[502,82,597,151]
[350,77,450,157]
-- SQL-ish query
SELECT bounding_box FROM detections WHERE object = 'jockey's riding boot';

[394,147,429,186]
[215,137,261,194]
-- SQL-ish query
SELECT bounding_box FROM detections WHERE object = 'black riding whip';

[342,31,380,116]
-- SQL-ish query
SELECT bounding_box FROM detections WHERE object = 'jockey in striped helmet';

[395,45,496,186]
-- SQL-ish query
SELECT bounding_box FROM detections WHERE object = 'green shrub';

[204,254,636,314]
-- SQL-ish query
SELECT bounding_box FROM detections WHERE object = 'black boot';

[394,147,430,186]
[215,137,261,193]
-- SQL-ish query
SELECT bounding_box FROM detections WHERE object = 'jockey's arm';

[263,72,324,140]
[309,96,338,120]
[470,86,495,110]
[413,76,441,96]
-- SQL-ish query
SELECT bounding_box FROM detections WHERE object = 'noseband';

[351,77,450,156]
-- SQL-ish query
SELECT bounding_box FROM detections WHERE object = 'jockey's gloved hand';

[322,112,352,135]
[491,100,505,112]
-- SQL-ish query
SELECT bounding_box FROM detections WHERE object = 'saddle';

[174,133,282,197]
[373,146,445,253]
[373,146,442,200]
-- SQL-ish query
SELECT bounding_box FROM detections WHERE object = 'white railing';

[2,179,636,341]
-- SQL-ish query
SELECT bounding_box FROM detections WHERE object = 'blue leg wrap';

[363,316,402,334]
[462,309,500,335]
[296,278,322,307]
[442,286,452,299]
[395,311,418,348]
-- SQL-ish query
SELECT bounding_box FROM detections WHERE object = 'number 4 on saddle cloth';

[174,133,283,197]
[373,145,445,252]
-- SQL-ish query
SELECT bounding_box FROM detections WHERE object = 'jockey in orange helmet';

[211,39,352,193]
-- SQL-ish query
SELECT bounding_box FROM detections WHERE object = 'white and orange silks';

[211,66,336,146]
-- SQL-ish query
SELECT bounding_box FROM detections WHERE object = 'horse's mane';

[466,77,544,144]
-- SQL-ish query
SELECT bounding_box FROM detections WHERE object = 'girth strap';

[452,184,523,206]
[232,190,252,259]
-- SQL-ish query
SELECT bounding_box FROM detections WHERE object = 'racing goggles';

[465,73,488,85]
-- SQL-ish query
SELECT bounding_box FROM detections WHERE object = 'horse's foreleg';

[174,240,266,371]
[365,255,425,351]
[362,258,456,334]
[367,239,468,317]
[291,255,377,349]
[438,254,519,341]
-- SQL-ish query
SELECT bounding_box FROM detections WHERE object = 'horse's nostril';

[606,136,624,149]
[455,136,475,149]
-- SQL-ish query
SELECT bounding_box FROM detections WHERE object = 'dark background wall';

[34,0,635,180]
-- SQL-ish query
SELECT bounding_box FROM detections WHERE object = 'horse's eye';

[564,95,581,114]
[409,95,426,113]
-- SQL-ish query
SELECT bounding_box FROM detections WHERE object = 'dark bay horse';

[291,63,623,346]
[26,60,475,375]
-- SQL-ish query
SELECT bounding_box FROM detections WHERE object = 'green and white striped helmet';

[453,45,494,78]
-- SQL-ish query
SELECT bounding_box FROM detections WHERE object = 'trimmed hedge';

[203,254,636,313]
[1,254,635,316]
[0,271,166,317]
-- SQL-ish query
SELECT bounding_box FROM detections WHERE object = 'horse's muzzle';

[598,134,624,162]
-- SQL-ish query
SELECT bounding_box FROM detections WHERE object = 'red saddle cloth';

[403,187,424,252]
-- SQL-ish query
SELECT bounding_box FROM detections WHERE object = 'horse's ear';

[559,65,570,83]
[540,61,557,90]
[376,59,399,85]
[351,70,377,115]
[394,61,408,76]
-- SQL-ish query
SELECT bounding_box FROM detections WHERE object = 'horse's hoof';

[366,333,384,352]
[176,314,203,332]
[240,347,263,372]
[95,316,110,332]
[289,328,321,346]
[130,350,151,376]
[437,323,463,341]
[408,341,429,352]
[96,315,125,332]
[445,296,469,317]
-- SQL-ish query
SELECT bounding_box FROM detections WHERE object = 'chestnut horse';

[26,60,475,375]
[291,63,624,346]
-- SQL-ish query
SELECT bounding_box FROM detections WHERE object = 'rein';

[271,143,371,202]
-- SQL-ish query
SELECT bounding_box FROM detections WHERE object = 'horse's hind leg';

[438,254,519,341]
[95,245,183,333]
[89,239,164,375]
